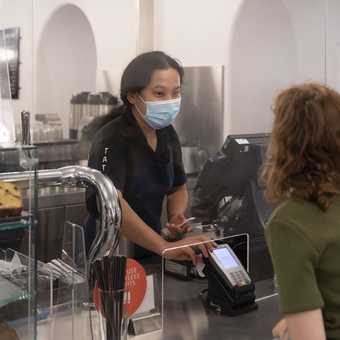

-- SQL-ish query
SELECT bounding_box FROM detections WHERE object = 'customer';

[262,83,340,340]
[86,51,194,259]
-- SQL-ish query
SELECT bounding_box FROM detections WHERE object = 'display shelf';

[0,145,38,340]
[0,220,29,231]
[0,2,37,337]
[0,277,29,309]
[44,221,90,340]
[0,212,31,231]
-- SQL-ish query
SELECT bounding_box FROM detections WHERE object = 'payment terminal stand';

[203,243,258,316]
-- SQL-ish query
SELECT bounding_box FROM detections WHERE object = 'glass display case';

[1,1,37,337]
[0,146,38,340]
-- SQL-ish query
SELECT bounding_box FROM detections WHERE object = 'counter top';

[32,272,281,340]
[151,275,280,340]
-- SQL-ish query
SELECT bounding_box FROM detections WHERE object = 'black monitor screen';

[193,133,270,217]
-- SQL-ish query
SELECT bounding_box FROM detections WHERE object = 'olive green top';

[265,197,340,339]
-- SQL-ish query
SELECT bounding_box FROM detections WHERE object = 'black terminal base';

[203,261,258,316]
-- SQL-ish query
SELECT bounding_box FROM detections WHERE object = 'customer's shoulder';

[266,198,316,227]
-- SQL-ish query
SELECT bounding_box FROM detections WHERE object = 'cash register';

[192,133,275,281]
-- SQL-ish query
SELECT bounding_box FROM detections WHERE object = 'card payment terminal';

[203,243,257,316]
[210,244,251,287]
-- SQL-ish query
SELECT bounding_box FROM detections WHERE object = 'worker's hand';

[272,318,288,339]
[161,235,217,265]
[166,213,193,240]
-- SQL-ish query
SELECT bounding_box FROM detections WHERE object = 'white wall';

[154,0,241,66]
[0,0,139,134]
[34,0,138,96]
[325,0,340,92]
[36,4,97,136]
[33,0,139,137]
[229,0,298,134]
[154,0,327,139]
[138,0,154,53]
[154,0,241,138]
[0,0,331,140]
[283,0,326,83]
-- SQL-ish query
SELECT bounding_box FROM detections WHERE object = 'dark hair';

[82,51,183,139]
[81,106,123,140]
[261,83,340,211]
[120,51,184,107]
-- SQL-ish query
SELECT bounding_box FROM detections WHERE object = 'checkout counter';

[33,273,280,340]
[33,236,281,340]
[33,238,281,340]
[158,226,280,339]
[0,133,282,340]
[129,130,281,340]
[154,133,281,339]
[160,276,279,339]
[42,133,280,340]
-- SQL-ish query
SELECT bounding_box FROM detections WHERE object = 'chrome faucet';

[56,166,121,262]
[0,165,122,280]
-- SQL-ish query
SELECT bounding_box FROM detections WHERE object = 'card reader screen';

[213,248,238,269]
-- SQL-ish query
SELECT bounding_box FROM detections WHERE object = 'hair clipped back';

[261,83,340,210]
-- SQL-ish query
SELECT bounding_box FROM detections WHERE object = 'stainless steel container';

[181,146,208,175]
[69,94,80,139]
[99,92,118,116]
[79,91,90,118]
[69,91,118,140]
[174,66,224,158]
[69,92,90,139]
[88,93,101,118]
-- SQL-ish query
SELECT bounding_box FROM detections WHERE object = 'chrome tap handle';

[21,110,31,145]
[57,166,122,263]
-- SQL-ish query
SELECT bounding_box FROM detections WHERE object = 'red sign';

[93,281,103,314]
[93,258,147,318]
[124,258,147,317]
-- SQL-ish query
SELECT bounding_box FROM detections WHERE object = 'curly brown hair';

[261,83,340,211]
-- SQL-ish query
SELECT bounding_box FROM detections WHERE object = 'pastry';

[0,181,22,217]
[0,321,19,340]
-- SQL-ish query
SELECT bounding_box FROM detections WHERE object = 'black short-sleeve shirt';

[86,107,186,257]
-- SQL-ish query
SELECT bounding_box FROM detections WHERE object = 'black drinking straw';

[93,255,127,340]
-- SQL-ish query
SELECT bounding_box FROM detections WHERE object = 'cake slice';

[0,181,23,217]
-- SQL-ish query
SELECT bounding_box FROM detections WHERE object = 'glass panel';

[62,221,87,277]
[127,257,162,337]
[0,146,38,340]
[41,222,90,340]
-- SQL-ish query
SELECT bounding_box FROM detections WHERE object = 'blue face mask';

[136,96,181,129]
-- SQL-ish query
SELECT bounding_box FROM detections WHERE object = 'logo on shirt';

[101,147,110,171]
